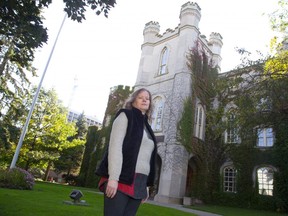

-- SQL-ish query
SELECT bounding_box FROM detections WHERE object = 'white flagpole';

[10,13,67,169]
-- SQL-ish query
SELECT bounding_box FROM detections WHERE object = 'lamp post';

[10,13,67,169]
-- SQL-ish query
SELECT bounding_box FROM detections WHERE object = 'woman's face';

[132,90,150,114]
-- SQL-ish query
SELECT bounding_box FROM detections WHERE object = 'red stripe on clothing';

[98,176,136,196]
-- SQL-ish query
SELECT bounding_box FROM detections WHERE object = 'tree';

[0,0,116,75]
[0,90,33,168]
[14,88,83,180]
[54,139,85,176]
[75,112,88,140]
[179,23,288,209]
[0,0,116,144]
[268,0,288,52]
[77,125,99,186]
[54,112,87,182]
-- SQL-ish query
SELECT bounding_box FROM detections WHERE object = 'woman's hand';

[106,179,118,198]
[142,187,150,203]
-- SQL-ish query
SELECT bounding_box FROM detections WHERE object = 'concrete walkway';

[147,200,222,216]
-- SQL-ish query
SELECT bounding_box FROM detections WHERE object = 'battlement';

[155,25,180,40]
[210,32,223,40]
[208,32,223,47]
[144,21,160,28]
[180,1,201,12]
[143,21,160,34]
[179,1,201,29]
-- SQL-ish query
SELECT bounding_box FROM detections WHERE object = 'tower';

[68,75,78,109]
[134,2,222,204]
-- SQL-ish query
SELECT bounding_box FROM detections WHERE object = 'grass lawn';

[0,181,287,216]
[0,181,195,216]
[188,204,288,216]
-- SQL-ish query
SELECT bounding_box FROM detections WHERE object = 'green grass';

[187,205,288,216]
[1,182,287,216]
[0,181,195,216]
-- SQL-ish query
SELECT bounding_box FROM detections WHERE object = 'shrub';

[0,167,35,190]
[62,173,77,185]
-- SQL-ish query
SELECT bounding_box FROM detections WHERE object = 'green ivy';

[178,41,288,212]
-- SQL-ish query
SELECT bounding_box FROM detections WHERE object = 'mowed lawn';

[0,181,287,216]
[0,181,196,216]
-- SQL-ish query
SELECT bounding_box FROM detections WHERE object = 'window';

[195,104,205,140]
[225,114,239,144]
[151,97,164,132]
[257,167,274,196]
[257,128,274,147]
[158,47,169,75]
[223,166,237,193]
[257,97,272,112]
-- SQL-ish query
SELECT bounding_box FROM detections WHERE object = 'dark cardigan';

[96,107,157,186]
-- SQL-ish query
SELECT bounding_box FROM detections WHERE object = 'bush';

[0,167,35,190]
[62,173,77,185]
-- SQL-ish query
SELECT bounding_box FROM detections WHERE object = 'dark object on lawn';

[70,190,83,203]
[63,190,89,206]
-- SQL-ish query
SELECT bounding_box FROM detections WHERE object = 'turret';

[143,21,160,44]
[179,2,201,28]
[208,32,223,68]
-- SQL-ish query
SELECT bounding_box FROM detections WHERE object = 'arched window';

[151,97,164,132]
[158,47,169,75]
[195,104,205,140]
[225,114,239,144]
[223,166,237,193]
[257,167,274,196]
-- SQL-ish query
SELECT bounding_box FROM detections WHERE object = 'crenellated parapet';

[208,32,223,47]
[207,32,223,68]
[143,21,161,43]
[179,1,201,28]
[208,32,223,56]
[161,25,179,36]
[142,2,202,46]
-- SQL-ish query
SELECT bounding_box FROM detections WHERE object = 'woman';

[96,88,158,216]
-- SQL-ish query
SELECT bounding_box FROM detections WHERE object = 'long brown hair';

[124,88,153,119]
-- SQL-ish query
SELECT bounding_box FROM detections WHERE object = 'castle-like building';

[134,2,222,204]
[99,2,286,210]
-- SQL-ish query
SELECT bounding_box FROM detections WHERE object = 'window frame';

[257,127,274,147]
[158,47,169,75]
[257,166,274,196]
[195,104,205,140]
[225,114,239,144]
[151,96,164,132]
[223,166,237,193]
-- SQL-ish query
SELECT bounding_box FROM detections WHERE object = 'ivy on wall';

[178,38,288,211]
[178,41,224,201]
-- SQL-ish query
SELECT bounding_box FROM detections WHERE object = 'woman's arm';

[106,112,128,198]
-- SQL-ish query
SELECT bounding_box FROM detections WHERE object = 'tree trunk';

[43,161,52,181]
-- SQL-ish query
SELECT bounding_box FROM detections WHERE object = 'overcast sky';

[32,0,278,122]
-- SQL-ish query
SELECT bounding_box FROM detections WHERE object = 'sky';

[32,0,279,122]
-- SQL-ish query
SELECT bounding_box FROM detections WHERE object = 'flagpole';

[10,13,67,169]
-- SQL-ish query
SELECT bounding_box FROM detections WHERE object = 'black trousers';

[104,191,142,216]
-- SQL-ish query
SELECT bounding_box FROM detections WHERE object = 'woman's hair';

[125,88,153,119]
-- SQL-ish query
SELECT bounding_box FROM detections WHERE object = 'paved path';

[147,200,222,216]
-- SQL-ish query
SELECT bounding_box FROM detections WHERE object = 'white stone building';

[67,109,102,128]
[134,2,223,204]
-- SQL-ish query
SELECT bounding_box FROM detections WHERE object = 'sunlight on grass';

[1,182,287,216]
[0,181,195,216]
